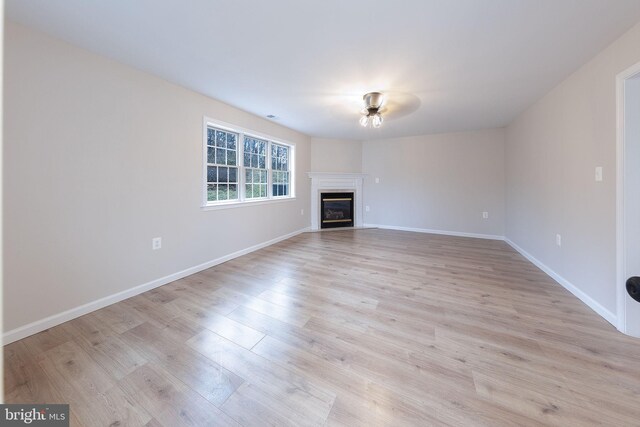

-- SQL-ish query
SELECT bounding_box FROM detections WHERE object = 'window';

[244,136,268,199]
[206,127,238,202]
[271,143,290,197]
[203,119,295,206]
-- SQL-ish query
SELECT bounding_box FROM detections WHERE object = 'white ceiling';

[7,0,640,140]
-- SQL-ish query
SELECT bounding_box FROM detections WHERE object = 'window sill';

[201,197,296,211]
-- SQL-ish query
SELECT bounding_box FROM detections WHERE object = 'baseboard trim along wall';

[364,224,616,326]
[3,227,310,345]
[363,223,505,241]
[505,238,617,326]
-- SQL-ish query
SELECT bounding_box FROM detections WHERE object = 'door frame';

[616,61,640,335]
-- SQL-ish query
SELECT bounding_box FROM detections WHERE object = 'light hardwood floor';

[5,229,640,426]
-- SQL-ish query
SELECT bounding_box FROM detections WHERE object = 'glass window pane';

[258,155,265,169]
[260,184,267,197]
[261,170,267,182]
[251,154,258,168]
[216,130,226,147]
[229,167,237,183]
[283,184,289,196]
[207,184,217,201]
[246,169,253,183]
[218,167,228,183]
[218,184,229,200]
[227,133,237,150]
[207,147,215,164]
[245,184,253,198]
[227,149,237,166]
[229,184,238,200]
[243,152,251,167]
[253,169,261,182]
[207,166,217,183]
[243,137,253,154]
[216,148,225,165]
[207,128,215,146]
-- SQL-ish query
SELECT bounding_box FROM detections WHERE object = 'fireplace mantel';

[308,172,367,231]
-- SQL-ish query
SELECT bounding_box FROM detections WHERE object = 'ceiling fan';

[359,92,385,128]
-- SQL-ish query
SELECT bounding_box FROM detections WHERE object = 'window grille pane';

[218,167,228,183]
[251,154,258,168]
[207,128,215,146]
[207,184,217,201]
[216,130,226,147]
[229,184,237,199]
[229,167,237,183]
[207,147,215,164]
[207,166,217,183]
[218,184,228,200]
[216,148,225,164]
[227,133,236,150]
[227,149,237,166]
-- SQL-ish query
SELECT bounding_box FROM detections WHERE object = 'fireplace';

[308,172,366,231]
[321,192,354,229]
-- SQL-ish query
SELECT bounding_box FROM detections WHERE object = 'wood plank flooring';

[5,229,640,426]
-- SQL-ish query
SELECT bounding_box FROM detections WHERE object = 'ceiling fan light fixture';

[359,92,385,128]
[372,113,383,128]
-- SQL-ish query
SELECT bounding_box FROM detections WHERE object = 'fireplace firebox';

[320,192,354,229]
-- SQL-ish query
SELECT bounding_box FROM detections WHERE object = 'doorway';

[617,62,640,337]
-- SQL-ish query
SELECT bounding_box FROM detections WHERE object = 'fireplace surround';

[308,172,366,231]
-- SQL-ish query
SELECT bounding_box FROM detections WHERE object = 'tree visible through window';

[204,121,294,205]
[272,143,290,197]
[244,136,268,199]
[206,128,238,202]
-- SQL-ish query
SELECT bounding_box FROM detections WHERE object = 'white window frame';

[202,117,296,210]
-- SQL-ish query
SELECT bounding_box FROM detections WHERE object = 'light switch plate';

[595,166,603,182]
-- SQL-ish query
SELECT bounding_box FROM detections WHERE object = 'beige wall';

[506,22,640,317]
[3,23,311,334]
[310,138,362,173]
[362,129,505,237]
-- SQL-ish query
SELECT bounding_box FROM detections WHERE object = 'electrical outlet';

[365,205,370,212]
[152,237,162,250]
[300,208,304,216]
[482,211,489,219]
[556,234,562,247]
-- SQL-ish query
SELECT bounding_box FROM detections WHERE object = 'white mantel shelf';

[308,172,367,231]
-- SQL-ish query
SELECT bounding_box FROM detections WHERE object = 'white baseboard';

[504,238,617,326]
[362,224,616,327]
[364,223,505,241]
[3,227,310,345]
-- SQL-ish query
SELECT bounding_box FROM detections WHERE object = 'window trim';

[201,117,295,209]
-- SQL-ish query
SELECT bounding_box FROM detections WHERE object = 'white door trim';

[616,61,640,334]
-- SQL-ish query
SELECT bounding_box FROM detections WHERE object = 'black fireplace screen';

[321,192,354,229]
